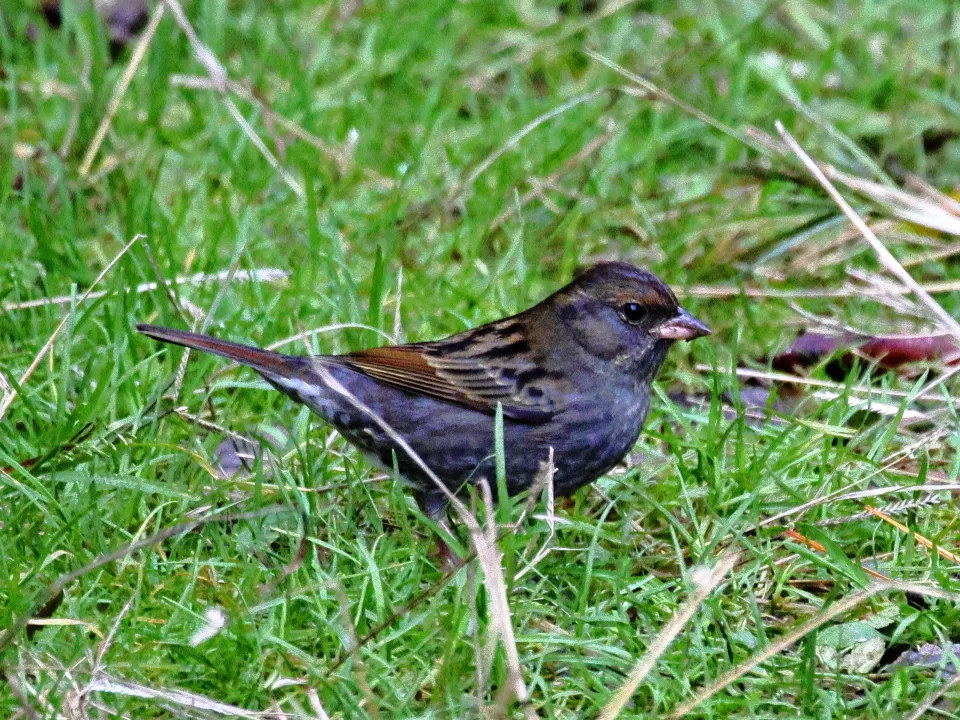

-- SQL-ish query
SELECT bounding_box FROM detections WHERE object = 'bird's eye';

[621,302,647,324]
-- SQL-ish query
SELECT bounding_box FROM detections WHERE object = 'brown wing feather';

[335,321,562,422]
[336,345,492,413]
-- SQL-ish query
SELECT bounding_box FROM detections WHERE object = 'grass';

[2,0,960,716]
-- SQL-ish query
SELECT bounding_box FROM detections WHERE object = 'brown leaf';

[773,330,960,379]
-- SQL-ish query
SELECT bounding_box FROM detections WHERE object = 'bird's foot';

[436,537,464,572]
[432,518,464,572]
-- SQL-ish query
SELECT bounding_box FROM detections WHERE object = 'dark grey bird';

[138,262,710,524]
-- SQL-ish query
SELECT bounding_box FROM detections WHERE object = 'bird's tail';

[136,324,300,377]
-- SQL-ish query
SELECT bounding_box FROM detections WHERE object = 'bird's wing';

[335,320,566,423]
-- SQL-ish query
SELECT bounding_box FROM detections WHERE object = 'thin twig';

[79,3,166,176]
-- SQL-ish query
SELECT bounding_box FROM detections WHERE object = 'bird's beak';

[653,308,712,341]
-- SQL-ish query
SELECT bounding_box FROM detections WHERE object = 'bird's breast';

[541,385,651,495]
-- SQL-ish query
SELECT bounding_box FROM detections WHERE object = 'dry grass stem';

[84,673,272,718]
[902,242,960,268]
[747,127,960,237]
[892,581,960,604]
[814,495,942,527]
[78,3,166,176]
[776,122,960,340]
[729,430,954,542]
[667,584,887,718]
[3,268,288,312]
[515,451,557,580]
[161,0,304,197]
[307,688,333,720]
[266,324,399,351]
[586,50,767,155]
[784,529,890,581]
[446,89,607,207]
[825,165,960,236]
[693,364,947,404]
[0,505,288,654]
[23,617,102,638]
[684,278,960,300]
[862,505,960,564]
[599,551,740,720]
[915,362,960,402]
[311,366,531,710]
[140,241,194,326]
[490,118,617,232]
[808,390,929,424]
[94,595,136,668]
[467,559,486,708]
[903,670,960,720]
[169,73,352,172]
[0,370,11,409]
[168,242,247,402]
[4,667,43,720]
[479,481,536,720]
[755,482,960,532]
[0,233,144,422]
[903,172,960,214]
[330,581,381,720]
[173,407,258,448]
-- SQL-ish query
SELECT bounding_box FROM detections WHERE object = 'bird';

[137,261,709,533]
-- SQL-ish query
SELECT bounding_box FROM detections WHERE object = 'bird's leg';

[417,491,463,570]
[435,516,464,571]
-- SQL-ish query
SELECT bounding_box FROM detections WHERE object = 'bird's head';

[542,261,710,378]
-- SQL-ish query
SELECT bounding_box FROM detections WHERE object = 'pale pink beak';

[654,309,711,341]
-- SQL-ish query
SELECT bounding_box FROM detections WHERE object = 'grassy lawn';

[2,0,960,716]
